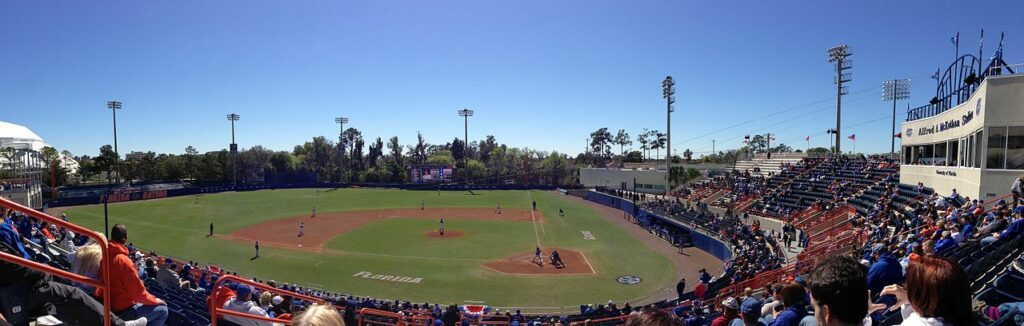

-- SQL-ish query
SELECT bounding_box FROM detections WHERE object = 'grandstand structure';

[731,152,806,177]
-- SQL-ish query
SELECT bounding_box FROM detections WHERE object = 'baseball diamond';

[58,188,722,310]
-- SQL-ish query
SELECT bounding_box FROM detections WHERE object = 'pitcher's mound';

[483,248,594,275]
[424,230,464,238]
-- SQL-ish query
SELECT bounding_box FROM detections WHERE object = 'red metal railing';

[211,274,329,325]
[0,197,114,326]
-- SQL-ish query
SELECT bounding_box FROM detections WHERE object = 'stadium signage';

[916,110,974,137]
[352,271,423,284]
[936,170,957,176]
[101,190,168,203]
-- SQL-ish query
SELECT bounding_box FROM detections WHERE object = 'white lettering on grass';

[352,271,423,284]
[582,231,596,240]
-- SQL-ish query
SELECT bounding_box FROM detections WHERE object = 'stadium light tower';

[457,109,474,184]
[106,101,122,185]
[227,113,240,188]
[335,116,349,182]
[104,100,122,236]
[662,76,675,194]
[828,45,852,154]
[882,79,911,156]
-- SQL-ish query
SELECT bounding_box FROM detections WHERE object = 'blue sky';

[2,1,1022,157]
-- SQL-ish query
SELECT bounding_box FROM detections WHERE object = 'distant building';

[579,167,668,195]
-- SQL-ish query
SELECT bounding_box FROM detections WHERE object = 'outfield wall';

[52,183,560,207]
[583,191,733,262]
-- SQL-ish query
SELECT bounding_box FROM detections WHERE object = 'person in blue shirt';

[699,268,712,284]
[771,284,807,326]
[933,231,958,253]
[866,243,903,305]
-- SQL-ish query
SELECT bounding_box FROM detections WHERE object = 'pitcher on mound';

[438,218,445,236]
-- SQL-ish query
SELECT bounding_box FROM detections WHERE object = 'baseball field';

[58,189,692,311]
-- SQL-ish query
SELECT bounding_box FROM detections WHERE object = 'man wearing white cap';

[710,297,741,326]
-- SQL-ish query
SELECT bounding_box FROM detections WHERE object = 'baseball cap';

[721,297,739,310]
[794,276,807,287]
[871,243,887,254]
[272,295,284,305]
[740,298,763,317]
[235,285,253,298]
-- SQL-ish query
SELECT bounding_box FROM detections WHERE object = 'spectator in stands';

[441,304,460,326]
[699,268,712,284]
[104,224,168,326]
[156,258,180,289]
[980,208,1023,245]
[0,237,146,326]
[879,256,973,325]
[807,255,869,326]
[738,297,765,326]
[222,285,281,326]
[760,284,783,324]
[291,304,344,326]
[70,243,103,293]
[624,308,680,326]
[932,231,957,253]
[866,243,902,303]
[976,212,1008,239]
[770,284,807,326]
[711,297,740,326]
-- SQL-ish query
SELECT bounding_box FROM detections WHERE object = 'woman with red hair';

[880,256,973,325]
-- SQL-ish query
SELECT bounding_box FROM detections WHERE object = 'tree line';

[63,130,574,187]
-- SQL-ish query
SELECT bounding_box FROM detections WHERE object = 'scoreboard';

[411,165,454,183]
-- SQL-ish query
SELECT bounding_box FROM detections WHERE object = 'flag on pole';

[894,132,902,138]
[805,136,810,142]
[848,134,856,141]
[931,68,941,80]
[951,32,959,47]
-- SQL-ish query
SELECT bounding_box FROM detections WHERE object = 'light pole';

[662,76,675,195]
[106,101,122,185]
[882,79,911,156]
[335,116,348,182]
[828,45,852,154]
[227,113,240,188]
[457,109,474,184]
[104,100,122,236]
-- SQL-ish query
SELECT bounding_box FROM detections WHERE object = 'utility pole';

[457,109,474,184]
[712,139,715,156]
[766,133,772,159]
[227,113,240,188]
[882,79,910,156]
[828,45,852,154]
[335,116,349,182]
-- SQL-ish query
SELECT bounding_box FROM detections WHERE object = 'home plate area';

[482,248,594,275]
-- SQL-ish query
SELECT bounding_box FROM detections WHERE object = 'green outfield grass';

[62,189,677,310]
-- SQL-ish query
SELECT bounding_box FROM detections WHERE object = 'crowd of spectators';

[643,198,785,286]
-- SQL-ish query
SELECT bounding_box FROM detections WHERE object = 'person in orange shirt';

[99,224,169,326]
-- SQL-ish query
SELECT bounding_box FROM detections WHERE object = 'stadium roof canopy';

[0,120,47,152]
